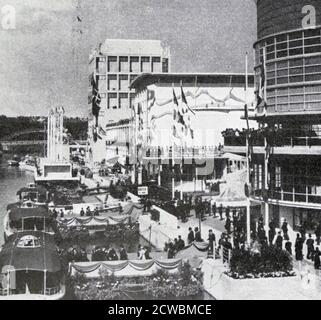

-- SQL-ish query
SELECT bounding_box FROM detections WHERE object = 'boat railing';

[43,286,61,296]
[0,288,9,296]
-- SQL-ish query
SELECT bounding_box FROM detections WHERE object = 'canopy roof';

[8,207,51,222]
[0,231,61,273]
[16,186,47,196]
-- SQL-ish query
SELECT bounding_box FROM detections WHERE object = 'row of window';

[96,56,167,74]
[265,85,321,113]
[255,28,321,65]
[255,55,321,90]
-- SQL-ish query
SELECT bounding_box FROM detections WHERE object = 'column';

[264,135,269,238]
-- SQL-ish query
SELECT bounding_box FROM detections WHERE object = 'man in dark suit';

[187,227,195,244]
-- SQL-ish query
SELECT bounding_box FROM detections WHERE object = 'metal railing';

[224,128,321,148]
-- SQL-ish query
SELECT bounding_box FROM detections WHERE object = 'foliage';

[228,245,295,279]
[68,261,204,300]
[109,182,127,201]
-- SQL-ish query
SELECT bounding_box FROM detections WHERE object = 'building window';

[152,57,161,73]
[130,74,138,85]
[108,75,117,91]
[119,93,129,109]
[162,58,169,72]
[119,75,129,91]
[119,56,129,72]
[130,57,140,73]
[141,57,151,72]
[108,56,118,73]
[108,93,117,109]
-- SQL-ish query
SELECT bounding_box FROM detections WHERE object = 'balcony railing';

[253,188,321,204]
[144,146,225,159]
[223,128,321,148]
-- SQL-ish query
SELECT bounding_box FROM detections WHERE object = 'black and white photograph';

[0,0,321,302]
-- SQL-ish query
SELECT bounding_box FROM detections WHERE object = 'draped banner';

[57,215,130,227]
[70,259,182,278]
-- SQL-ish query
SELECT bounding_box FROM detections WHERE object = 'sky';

[0,0,257,117]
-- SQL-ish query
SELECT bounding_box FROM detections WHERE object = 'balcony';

[251,188,321,210]
[223,127,321,155]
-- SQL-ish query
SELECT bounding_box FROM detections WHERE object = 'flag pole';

[180,80,184,201]
[245,52,251,245]
[263,46,269,237]
[172,83,175,200]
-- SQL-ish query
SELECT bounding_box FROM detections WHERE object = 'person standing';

[295,233,303,261]
[212,202,217,218]
[306,234,315,260]
[208,229,216,254]
[314,247,321,270]
[275,231,283,250]
[268,221,276,246]
[187,227,195,244]
[119,245,128,260]
[281,219,289,240]
[177,235,185,251]
[195,227,202,242]
[225,206,230,219]
[219,204,223,221]
[285,241,292,255]
[225,217,231,234]
[315,222,321,246]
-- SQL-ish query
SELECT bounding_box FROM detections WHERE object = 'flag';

[181,86,195,141]
[91,73,101,127]
[244,104,249,131]
[181,86,195,115]
[98,126,106,136]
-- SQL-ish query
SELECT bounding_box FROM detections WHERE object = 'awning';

[16,186,47,196]
[9,207,51,222]
[0,231,61,273]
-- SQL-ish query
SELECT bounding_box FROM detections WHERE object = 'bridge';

[0,129,86,152]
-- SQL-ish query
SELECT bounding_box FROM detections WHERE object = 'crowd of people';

[91,244,129,261]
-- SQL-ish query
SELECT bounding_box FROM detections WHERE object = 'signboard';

[138,186,148,196]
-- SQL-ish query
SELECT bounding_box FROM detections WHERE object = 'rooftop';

[130,72,255,91]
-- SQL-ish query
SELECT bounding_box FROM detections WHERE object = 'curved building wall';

[257,0,321,40]
[255,1,321,116]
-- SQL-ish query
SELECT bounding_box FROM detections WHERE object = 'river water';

[0,155,33,245]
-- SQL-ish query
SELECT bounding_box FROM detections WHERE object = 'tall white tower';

[47,107,65,162]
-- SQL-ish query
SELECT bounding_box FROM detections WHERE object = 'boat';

[15,185,49,206]
[0,231,65,300]
[3,206,56,241]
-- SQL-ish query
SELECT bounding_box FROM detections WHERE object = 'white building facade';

[129,73,256,189]
[87,39,170,164]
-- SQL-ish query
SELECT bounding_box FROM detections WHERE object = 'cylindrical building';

[251,1,321,233]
